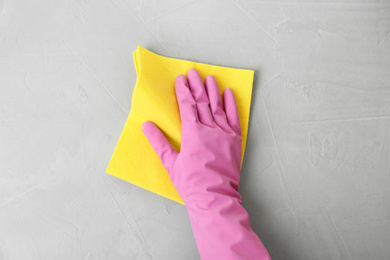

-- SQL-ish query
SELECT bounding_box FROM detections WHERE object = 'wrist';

[185,191,271,260]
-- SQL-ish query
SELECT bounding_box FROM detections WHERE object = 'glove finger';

[142,121,178,173]
[175,75,198,123]
[187,68,215,127]
[223,88,242,136]
[204,75,232,132]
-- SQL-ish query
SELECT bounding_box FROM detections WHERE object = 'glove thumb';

[142,121,178,173]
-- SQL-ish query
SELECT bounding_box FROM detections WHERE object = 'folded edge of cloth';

[106,46,254,205]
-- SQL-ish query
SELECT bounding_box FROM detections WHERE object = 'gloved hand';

[142,68,271,260]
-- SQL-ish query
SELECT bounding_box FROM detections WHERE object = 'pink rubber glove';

[142,68,271,260]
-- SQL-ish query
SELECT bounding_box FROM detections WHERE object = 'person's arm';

[142,68,271,259]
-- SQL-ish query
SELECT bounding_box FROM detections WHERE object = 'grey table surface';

[1,0,390,259]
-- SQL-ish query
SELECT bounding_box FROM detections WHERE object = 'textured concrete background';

[1,0,390,259]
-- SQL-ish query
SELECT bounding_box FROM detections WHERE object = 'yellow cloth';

[106,46,254,205]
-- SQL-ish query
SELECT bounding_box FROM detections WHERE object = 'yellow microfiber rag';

[106,46,254,205]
